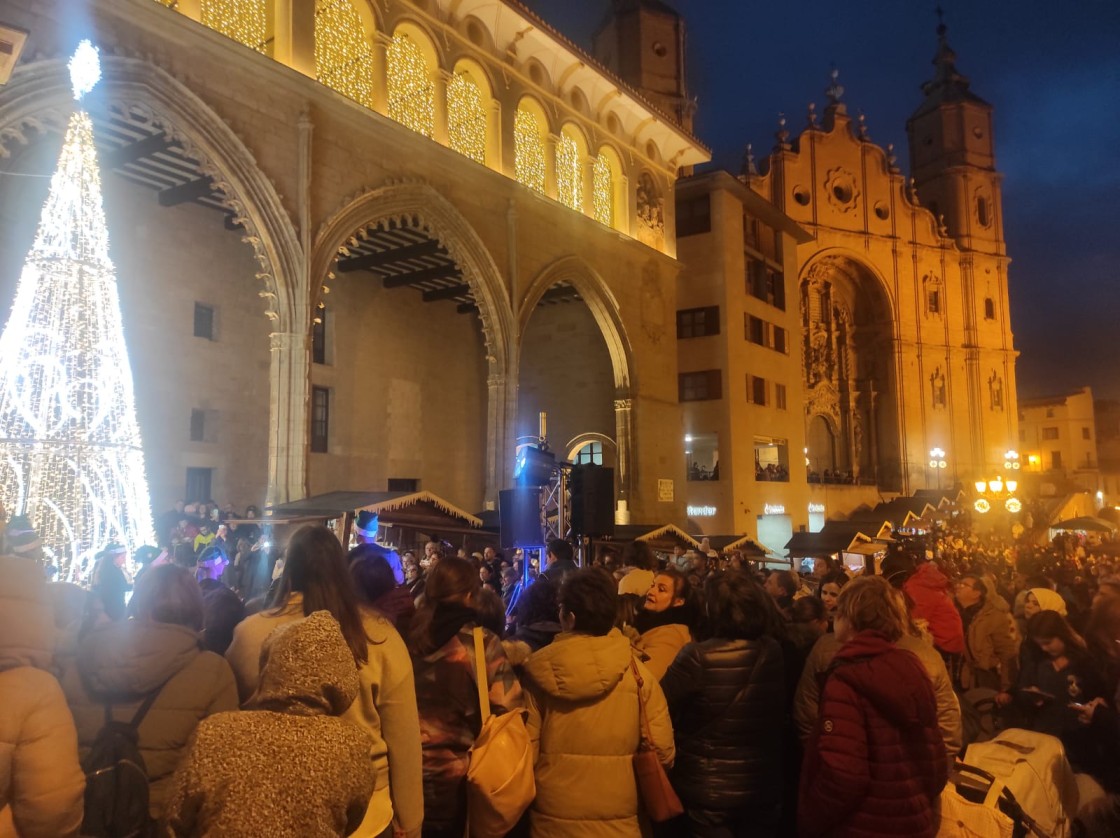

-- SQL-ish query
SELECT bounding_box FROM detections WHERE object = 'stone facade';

[0,0,709,521]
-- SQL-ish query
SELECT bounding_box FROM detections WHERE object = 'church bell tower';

[906,14,1005,257]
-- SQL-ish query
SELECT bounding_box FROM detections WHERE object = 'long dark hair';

[1027,609,1088,659]
[271,525,369,664]
[704,571,770,640]
[409,556,479,655]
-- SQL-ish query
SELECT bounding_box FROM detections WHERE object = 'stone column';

[544,135,558,199]
[614,396,633,503]
[432,69,449,146]
[267,330,310,506]
[370,33,390,116]
[272,0,316,78]
[177,0,201,22]
[485,372,508,508]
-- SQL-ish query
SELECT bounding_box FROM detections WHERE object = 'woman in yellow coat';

[634,567,695,679]
[522,568,675,837]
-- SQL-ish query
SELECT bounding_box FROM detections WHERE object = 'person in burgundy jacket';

[799,575,949,838]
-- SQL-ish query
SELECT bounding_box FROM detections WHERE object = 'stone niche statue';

[636,172,664,248]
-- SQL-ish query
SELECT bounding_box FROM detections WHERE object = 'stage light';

[514,446,555,486]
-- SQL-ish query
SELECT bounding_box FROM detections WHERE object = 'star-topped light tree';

[0,40,155,579]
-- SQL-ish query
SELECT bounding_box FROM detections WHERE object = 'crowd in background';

[7,504,1120,836]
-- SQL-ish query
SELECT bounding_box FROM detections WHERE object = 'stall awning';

[786,521,888,557]
[610,524,701,551]
[267,491,483,531]
[704,534,770,557]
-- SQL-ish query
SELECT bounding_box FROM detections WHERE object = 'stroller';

[939,761,1052,837]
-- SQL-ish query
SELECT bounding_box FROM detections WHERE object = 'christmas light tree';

[0,41,154,579]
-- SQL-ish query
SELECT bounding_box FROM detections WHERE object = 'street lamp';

[929,447,947,490]
[1004,450,1021,470]
[974,474,1020,514]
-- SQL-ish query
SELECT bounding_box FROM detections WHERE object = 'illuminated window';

[387,33,434,138]
[556,134,583,212]
[574,441,603,466]
[447,73,486,163]
[314,0,374,108]
[593,154,614,226]
[514,108,546,194]
[201,0,267,53]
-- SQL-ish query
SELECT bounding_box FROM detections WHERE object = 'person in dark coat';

[661,570,786,836]
[799,575,948,838]
[89,540,130,623]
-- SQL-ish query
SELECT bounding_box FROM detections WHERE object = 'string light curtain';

[314,0,375,108]
[556,133,583,212]
[447,72,486,163]
[514,107,546,194]
[201,0,268,52]
[386,33,434,137]
[0,41,155,580]
[593,153,614,226]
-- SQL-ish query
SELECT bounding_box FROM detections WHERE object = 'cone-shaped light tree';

[0,41,154,579]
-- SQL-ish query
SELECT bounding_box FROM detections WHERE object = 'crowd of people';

[7,509,1120,836]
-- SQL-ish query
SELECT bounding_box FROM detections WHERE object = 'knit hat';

[354,510,379,539]
[1029,587,1067,616]
[6,515,42,558]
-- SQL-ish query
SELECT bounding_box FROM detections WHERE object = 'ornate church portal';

[801,256,902,491]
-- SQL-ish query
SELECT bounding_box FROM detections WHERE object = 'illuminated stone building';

[0,0,709,520]
[744,26,1019,524]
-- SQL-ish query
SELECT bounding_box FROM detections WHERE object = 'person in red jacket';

[799,575,949,838]
[884,551,965,657]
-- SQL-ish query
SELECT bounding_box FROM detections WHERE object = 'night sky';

[525,0,1120,401]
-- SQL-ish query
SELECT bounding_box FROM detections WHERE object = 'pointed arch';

[519,255,633,394]
[310,182,513,376]
[0,56,303,326]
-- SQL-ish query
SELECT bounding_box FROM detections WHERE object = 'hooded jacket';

[660,636,785,816]
[903,563,964,654]
[799,631,948,838]
[634,605,694,679]
[164,611,376,836]
[960,581,1020,691]
[60,618,238,817]
[523,629,674,837]
[0,556,85,838]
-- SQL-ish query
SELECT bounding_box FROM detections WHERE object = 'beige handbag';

[465,626,535,838]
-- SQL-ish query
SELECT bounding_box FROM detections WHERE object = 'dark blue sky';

[526,1,1120,401]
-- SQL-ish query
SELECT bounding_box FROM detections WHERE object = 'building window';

[1052,450,1062,469]
[387,33,434,138]
[746,314,766,346]
[679,370,722,402]
[194,303,215,340]
[977,196,991,227]
[746,261,785,310]
[592,153,614,227]
[743,216,760,249]
[984,297,996,320]
[927,288,941,315]
[755,437,789,482]
[314,0,374,107]
[311,386,330,453]
[747,373,767,406]
[574,441,603,465]
[676,194,711,237]
[1042,426,1059,440]
[190,409,205,442]
[685,432,719,481]
[776,383,787,410]
[312,314,327,365]
[677,306,720,339]
[514,107,546,194]
[556,133,583,212]
[1083,427,1092,440]
[447,72,486,163]
[185,467,213,504]
[773,325,787,354]
[388,477,419,493]
[201,0,267,53]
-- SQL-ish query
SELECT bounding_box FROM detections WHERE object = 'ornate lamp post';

[974,475,1021,515]
[929,447,948,491]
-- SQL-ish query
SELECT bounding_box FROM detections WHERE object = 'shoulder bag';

[466,626,535,838]
[630,657,684,822]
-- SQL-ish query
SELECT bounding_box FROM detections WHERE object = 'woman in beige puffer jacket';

[0,554,85,837]
[522,569,674,837]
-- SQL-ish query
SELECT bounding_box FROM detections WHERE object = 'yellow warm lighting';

[314,0,375,108]
[1005,479,1018,494]
[387,34,434,138]
[593,154,614,226]
[1005,497,1022,513]
[514,108,546,194]
[974,498,991,514]
[974,480,987,493]
[556,134,583,212]
[201,0,268,53]
[447,73,486,163]
[988,477,1003,494]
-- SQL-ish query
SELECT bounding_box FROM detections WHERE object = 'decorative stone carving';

[988,370,1004,411]
[824,166,860,213]
[635,171,664,249]
[639,261,666,345]
[930,366,947,409]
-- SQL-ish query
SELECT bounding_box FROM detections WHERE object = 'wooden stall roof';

[267,491,483,531]
[704,534,770,556]
[785,520,892,557]
[611,524,702,551]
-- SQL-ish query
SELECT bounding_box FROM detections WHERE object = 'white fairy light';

[69,39,101,101]
[0,42,155,580]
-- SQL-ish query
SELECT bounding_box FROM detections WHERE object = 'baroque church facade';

[0,0,1017,545]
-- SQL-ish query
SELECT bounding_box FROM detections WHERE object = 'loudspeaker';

[570,465,615,538]
[499,487,543,549]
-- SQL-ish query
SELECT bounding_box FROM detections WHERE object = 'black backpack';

[80,684,165,837]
